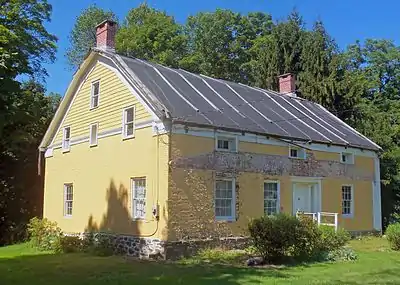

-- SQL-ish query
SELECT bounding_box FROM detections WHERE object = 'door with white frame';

[292,182,320,214]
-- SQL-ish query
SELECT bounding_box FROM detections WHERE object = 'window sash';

[91,82,100,108]
[123,107,135,138]
[216,136,236,152]
[90,123,98,146]
[64,184,73,216]
[132,178,146,219]
[63,127,70,150]
[264,182,279,215]
[341,186,353,215]
[215,179,234,220]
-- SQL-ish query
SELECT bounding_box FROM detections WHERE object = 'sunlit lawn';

[0,237,399,285]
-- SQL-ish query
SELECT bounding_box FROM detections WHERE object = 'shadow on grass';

[0,252,288,285]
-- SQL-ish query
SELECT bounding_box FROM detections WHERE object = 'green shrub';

[292,216,322,259]
[326,247,358,262]
[249,214,352,263]
[57,236,84,253]
[248,214,300,262]
[319,226,350,252]
[385,223,400,250]
[84,233,114,256]
[27,217,62,251]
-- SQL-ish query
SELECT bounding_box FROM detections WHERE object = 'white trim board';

[172,124,378,158]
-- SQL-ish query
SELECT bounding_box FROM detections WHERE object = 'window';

[123,106,135,139]
[341,152,354,164]
[64,184,73,217]
[342,185,353,216]
[90,81,100,109]
[89,123,98,146]
[216,136,237,152]
[215,179,235,221]
[289,147,305,159]
[264,181,280,215]
[62,127,71,152]
[132,178,146,219]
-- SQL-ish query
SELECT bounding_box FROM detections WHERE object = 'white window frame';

[214,178,236,221]
[89,122,98,147]
[122,106,135,139]
[264,180,280,216]
[341,184,354,218]
[340,152,354,164]
[215,135,238,152]
[289,146,306,159]
[90,80,100,109]
[131,177,146,220]
[62,126,71,152]
[63,183,73,217]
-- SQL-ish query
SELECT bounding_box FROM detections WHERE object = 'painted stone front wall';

[167,133,376,240]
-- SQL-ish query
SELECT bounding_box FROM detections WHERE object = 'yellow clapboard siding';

[53,63,152,144]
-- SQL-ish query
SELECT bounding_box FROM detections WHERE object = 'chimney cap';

[277,73,294,78]
[95,19,117,29]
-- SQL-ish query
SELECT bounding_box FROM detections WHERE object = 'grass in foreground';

[0,237,400,285]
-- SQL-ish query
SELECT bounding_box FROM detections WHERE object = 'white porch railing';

[296,211,338,232]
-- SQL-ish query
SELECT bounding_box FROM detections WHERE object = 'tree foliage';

[66,5,116,69]
[116,3,186,67]
[0,0,59,245]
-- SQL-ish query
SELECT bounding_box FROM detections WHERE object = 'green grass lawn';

[1,238,399,285]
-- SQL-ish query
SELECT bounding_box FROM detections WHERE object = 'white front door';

[293,184,312,214]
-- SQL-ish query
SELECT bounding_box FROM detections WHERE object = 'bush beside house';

[385,223,400,250]
[248,214,352,263]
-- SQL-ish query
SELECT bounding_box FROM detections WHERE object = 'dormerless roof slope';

[112,53,380,151]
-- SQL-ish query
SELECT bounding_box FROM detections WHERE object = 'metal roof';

[117,54,380,151]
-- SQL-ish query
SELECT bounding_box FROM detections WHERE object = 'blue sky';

[44,0,399,95]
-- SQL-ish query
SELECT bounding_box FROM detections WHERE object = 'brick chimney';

[95,20,117,51]
[278,73,296,95]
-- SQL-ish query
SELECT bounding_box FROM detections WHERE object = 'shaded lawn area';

[1,238,400,285]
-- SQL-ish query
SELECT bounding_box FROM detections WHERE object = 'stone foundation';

[72,233,249,260]
[165,237,250,260]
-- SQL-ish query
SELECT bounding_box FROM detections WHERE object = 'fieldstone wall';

[165,236,250,260]
[171,151,373,181]
[73,232,166,259]
[70,232,249,260]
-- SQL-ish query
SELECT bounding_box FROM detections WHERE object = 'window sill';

[62,149,70,153]
[63,215,72,219]
[90,106,99,111]
[289,156,306,160]
[215,217,236,222]
[216,148,238,153]
[342,214,354,219]
[89,143,98,148]
[122,135,135,141]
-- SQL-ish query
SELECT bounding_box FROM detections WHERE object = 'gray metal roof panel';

[117,54,380,151]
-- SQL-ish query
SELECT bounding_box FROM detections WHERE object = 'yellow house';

[39,20,382,258]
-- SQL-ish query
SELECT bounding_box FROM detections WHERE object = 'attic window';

[289,147,306,159]
[122,106,135,139]
[90,81,100,109]
[89,123,98,147]
[341,152,354,164]
[216,136,237,152]
[62,127,71,152]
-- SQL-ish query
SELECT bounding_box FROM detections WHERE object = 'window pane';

[125,108,134,123]
[65,127,70,138]
[93,82,99,95]
[132,178,146,218]
[125,123,133,136]
[90,124,97,144]
[290,149,298,157]
[92,95,99,108]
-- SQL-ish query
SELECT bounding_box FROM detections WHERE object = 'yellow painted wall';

[168,133,376,239]
[53,63,151,144]
[44,61,169,239]
[44,128,170,239]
